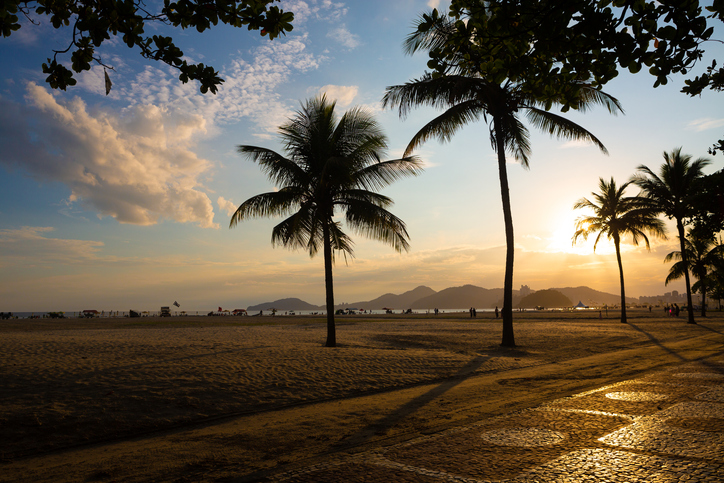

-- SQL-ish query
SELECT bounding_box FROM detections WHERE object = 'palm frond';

[229,189,304,228]
[404,100,483,157]
[353,157,424,191]
[525,107,608,154]
[345,199,411,253]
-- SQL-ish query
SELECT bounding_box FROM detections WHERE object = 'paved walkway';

[269,358,724,482]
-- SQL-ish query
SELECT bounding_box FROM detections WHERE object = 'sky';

[1,0,723,312]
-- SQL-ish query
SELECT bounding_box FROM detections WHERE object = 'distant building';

[520,285,532,298]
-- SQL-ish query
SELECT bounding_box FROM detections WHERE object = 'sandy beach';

[1,310,723,482]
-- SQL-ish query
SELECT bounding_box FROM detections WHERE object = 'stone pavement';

[269,359,724,482]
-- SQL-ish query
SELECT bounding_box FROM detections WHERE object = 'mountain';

[411,284,506,309]
[247,298,322,311]
[517,289,573,308]
[244,285,637,312]
[344,286,437,310]
[550,286,637,306]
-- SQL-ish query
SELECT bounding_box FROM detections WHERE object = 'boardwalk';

[271,360,724,482]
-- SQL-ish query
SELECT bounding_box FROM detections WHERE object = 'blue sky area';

[1,0,723,312]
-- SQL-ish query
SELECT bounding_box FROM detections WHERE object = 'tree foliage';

[231,96,421,347]
[384,9,621,346]
[632,147,712,324]
[664,227,724,316]
[422,1,723,147]
[572,177,666,323]
[1,0,294,93]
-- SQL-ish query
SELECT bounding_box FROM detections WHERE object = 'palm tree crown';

[664,228,723,317]
[382,10,622,346]
[231,96,422,346]
[632,147,711,324]
[573,177,666,323]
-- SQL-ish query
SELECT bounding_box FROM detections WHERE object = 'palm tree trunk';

[676,219,696,324]
[614,236,627,323]
[322,222,336,347]
[494,120,515,347]
[701,286,707,317]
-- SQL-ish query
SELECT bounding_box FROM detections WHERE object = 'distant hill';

[411,284,506,309]
[244,285,635,312]
[347,286,436,310]
[247,298,321,311]
[551,286,637,306]
[518,289,573,308]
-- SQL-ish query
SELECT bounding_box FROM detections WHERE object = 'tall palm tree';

[572,178,666,323]
[664,228,723,317]
[230,96,422,347]
[632,148,711,324]
[382,11,622,347]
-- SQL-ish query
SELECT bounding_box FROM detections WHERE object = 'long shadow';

[627,321,724,372]
[332,354,491,449]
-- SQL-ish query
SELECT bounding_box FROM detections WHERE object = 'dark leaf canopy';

[231,95,422,260]
[631,147,712,222]
[2,0,294,93]
[573,177,667,252]
[382,11,623,166]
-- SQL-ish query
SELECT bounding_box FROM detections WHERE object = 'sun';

[544,211,615,255]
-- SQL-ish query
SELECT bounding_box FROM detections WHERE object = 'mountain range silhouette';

[246,285,638,311]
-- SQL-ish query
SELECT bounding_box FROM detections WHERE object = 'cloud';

[0,83,217,227]
[327,25,361,49]
[0,227,104,265]
[317,85,358,107]
[2,32,327,228]
[218,196,238,216]
[688,117,724,132]
[280,0,348,22]
[559,139,597,149]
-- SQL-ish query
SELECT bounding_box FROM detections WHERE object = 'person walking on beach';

[495,306,499,318]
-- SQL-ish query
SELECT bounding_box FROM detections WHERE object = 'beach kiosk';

[160,306,171,317]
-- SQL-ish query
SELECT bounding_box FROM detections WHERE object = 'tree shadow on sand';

[331,354,491,449]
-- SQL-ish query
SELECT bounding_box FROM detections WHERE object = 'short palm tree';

[665,228,723,317]
[382,11,622,346]
[572,178,666,323]
[632,148,711,324]
[231,96,422,347]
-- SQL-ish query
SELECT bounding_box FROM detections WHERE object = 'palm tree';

[572,178,666,323]
[632,148,711,324]
[230,96,422,347]
[382,11,622,347]
[664,228,723,317]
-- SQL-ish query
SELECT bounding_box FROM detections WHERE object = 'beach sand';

[1,310,723,482]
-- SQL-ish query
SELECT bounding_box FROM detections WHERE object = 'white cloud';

[1,32,327,228]
[317,85,358,107]
[0,227,104,265]
[688,117,724,132]
[327,25,361,49]
[0,83,217,228]
[280,0,348,22]
[559,139,596,149]
[218,196,238,216]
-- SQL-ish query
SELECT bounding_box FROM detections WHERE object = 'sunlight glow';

[545,211,616,255]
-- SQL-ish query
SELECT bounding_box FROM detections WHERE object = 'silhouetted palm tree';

[632,148,711,324]
[382,11,622,346]
[231,96,422,347]
[573,178,666,323]
[665,228,723,317]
